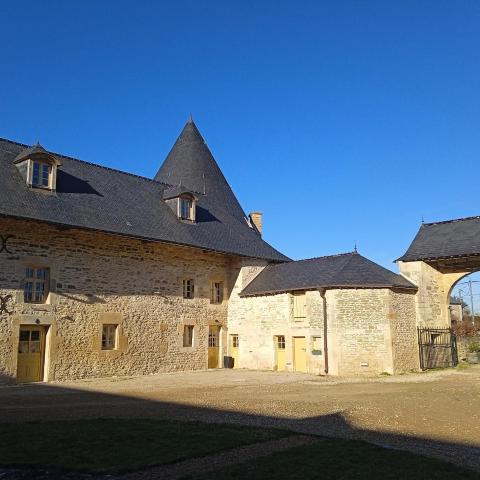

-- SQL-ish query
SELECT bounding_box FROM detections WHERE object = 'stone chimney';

[249,212,263,236]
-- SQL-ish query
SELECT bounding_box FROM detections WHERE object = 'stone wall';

[457,336,480,361]
[389,290,420,373]
[0,217,240,383]
[327,289,393,375]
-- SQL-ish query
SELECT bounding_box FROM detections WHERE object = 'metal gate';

[417,327,458,370]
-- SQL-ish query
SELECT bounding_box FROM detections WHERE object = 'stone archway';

[398,260,473,327]
[397,216,480,328]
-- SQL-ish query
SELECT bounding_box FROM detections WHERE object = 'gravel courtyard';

[1,366,480,472]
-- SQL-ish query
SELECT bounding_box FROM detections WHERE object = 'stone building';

[229,252,418,376]
[0,118,423,383]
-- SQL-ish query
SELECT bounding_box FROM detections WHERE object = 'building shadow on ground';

[0,372,479,477]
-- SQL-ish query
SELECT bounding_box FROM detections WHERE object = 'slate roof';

[0,120,288,262]
[241,252,416,296]
[154,119,247,223]
[13,142,59,164]
[397,216,480,262]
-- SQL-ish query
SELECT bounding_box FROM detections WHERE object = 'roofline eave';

[396,252,480,263]
[240,283,417,298]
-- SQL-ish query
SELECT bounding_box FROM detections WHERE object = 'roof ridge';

[331,250,361,278]
[0,135,203,192]
[422,215,480,227]
[289,251,357,264]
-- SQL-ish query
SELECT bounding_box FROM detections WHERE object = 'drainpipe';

[319,288,329,374]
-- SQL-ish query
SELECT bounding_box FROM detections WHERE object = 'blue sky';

[1,1,479,268]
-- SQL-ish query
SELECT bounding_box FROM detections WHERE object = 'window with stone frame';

[183,325,194,347]
[210,281,224,304]
[183,279,194,299]
[24,267,49,303]
[101,324,118,350]
[31,161,52,189]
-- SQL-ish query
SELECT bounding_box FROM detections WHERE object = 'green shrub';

[467,342,480,353]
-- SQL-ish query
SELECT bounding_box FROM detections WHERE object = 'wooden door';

[17,325,46,383]
[208,326,219,368]
[275,335,286,371]
[293,336,307,372]
[229,334,239,368]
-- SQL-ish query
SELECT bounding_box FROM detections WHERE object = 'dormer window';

[32,161,52,188]
[13,142,60,192]
[163,187,197,223]
[180,197,194,221]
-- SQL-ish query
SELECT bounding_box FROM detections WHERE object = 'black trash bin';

[223,356,235,368]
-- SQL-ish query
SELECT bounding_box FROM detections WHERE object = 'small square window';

[231,334,239,348]
[24,267,49,303]
[183,325,194,347]
[102,324,118,350]
[312,337,323,351]
[210,281,223,304]
[276,335,286,349]
[183,279,194,299]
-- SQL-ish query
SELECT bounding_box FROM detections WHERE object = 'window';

[211,281,223,304]
[183,279,194,299]
[293,292,306,319]
[102,324,118,350]
[24,267,49,303]
[183,325,194,347]
[208,328,218,347]
[312,336,322,354]
[231,334,239,348]
[179,197,193,220]
[276,335,286,349]
[18,329,42,354]
[31,161,51,188]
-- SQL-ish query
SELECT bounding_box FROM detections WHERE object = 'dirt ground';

[1,366,480,472]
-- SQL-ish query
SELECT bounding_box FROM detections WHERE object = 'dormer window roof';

[13,143,60,191]
[163,187,198,222]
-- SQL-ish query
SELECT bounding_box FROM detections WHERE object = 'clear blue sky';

[1,1,479,268]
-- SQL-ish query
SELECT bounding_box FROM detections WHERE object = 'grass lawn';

[190,438,480,480]
[0,418,288,473]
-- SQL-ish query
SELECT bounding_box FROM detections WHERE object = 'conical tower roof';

[154,118,246,221]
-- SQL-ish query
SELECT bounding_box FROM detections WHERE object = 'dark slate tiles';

[398,217,480,262]
[241,252,416,296]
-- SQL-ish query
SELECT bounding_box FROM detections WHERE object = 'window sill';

[22,303,54,312]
